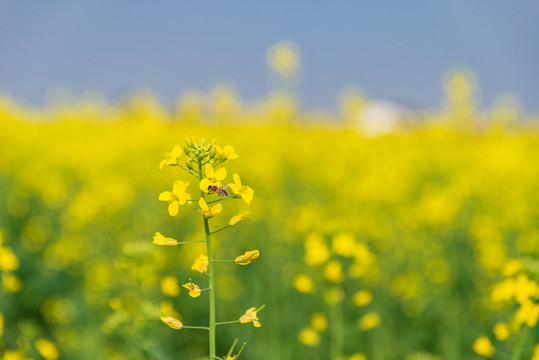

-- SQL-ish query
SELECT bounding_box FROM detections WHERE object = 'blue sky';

[1,1,538,112]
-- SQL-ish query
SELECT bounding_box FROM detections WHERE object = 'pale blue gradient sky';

[0,1,538,111]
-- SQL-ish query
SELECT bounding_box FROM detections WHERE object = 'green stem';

[216,320,241,326]
[207,196,234,205]
[177,240,205,245]
[213,259,235,263]
[226,339,238,358]
[199,161,217,360]
[329,298,344,360]
[182,325,210,330]
[511,327,528,360]
[177,164,199,178]
[210,225,231,235]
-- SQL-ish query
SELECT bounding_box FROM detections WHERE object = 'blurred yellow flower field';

[0,71,538,359]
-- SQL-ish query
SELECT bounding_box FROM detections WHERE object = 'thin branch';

[215,320,241,326]
[210,224,231,235]
[177,240,205,245]
[182,325,210,330]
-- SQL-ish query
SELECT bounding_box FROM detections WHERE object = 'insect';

[207,184,229,198]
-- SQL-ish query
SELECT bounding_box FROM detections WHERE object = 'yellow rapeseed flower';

[358,312,381,330]
[239,307,261,327]
[3,350,26,360]
[493,322,510,341]
[323,260,344,283]
[0,246,19,271]
[161,276,180,297]
[191,255,208,273]
[235,250,260,265]
[198,198,222,218]
[513,299,539,328]
[349,354,367,360]
[491,278,514,303]
[35,339,60,360]
[294,274,314,293]
[353,290,373,307]
[502,259,523,276]
[161,316,183,330]
[304,234,330,266]
[513,274,538,304]
[199,164,227,192]
[229,211,251,226]
[473,336,495,357]
[532,344,539,360]
[182,279,202,298]
[152,231,178,246]
[159,180,191,216]
[228,174,254,205]
[332,234,356,257]
[159,145,182,170]
[2,273,22,293]
[299,328,320,346]
[310,312,328,332]
[216,145,238,160]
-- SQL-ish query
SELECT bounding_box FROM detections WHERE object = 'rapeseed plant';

[155,137,263,359]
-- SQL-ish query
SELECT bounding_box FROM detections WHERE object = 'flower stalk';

[199,159,218,359]
[155,138,263,359]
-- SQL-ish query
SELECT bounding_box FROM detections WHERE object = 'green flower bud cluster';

[184,137,217,168]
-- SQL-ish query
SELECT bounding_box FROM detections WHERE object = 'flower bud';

[185,136,193,147]
[186,159,194,170]
[209,147,216,159]
[184,145,190,156]
[200,137,206,146]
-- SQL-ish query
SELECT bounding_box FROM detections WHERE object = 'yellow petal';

[159,159,168,170]
[198,198,209,212]
[232,173,242,187]
[205,164,215,178]
[215,167,227,181]
[159,191,174,201]
[173,180,187,195]
[211,203,222,215]
[168,202,179,216]
[178,192,191,205]
[241,187,254,204]
[171,145,182,157]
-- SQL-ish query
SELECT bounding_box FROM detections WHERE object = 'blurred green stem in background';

[511,327,528,360]
[330,297,344,360]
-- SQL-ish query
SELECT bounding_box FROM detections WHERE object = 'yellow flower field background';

[1,68,539,359]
